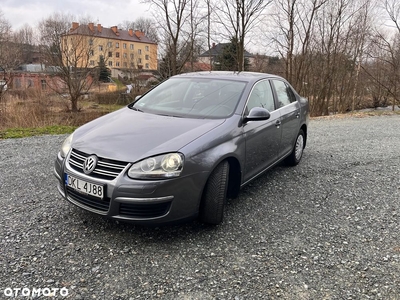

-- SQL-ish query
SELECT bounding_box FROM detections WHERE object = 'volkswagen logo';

[83,155,98,175]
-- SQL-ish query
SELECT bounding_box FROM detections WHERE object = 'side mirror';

[244,107,271,123]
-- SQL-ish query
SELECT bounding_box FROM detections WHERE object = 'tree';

[120,17,159,43]
[0,11,23,101]
[214,37,250,71]
[98,55,111,82]
[38,13,99,112]
[214,0,271,71]
[144,0,201,77]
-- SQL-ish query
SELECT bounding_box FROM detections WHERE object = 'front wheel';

[286,129,305,166]
[199,161,229,225]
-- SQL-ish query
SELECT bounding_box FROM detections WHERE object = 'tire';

[199,161,230,225]
[286,129,305,166]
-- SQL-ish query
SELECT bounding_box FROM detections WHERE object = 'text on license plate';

[65,174,104,199]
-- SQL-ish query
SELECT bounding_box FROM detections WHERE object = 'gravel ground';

[1,114,399,299]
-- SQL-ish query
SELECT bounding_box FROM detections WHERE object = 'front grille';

[66,187,110,212]
[119,202,171,218]
[68,149,128,180]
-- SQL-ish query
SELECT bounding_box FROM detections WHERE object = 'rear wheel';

[286,129,305,166]
[199,161,229,225]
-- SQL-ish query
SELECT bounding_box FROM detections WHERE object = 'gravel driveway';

[1,114,399,299]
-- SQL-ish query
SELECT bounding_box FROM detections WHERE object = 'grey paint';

[54,71,309,224]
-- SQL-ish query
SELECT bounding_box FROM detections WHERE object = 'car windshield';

[130,77,247,119]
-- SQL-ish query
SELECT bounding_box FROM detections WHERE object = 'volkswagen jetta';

[54,71,309,225]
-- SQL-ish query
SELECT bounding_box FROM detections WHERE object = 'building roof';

[183,62,212,71]
[199,43,253,58]
[66,22,157,45]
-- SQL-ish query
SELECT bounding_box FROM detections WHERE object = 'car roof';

[173,71,283,83]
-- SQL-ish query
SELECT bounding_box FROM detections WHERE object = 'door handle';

[295,112,300,118]
[275,120,281,127]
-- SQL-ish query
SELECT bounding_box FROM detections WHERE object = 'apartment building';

[65,22,158,77]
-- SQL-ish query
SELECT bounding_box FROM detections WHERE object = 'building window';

[108,52,112,57]
[145,46,149,51]
[130,62,134,67]
[138,58,142,64]
[15,78,21,88]
[116,42,119,48]
[138,49,142,55]
[116,62,120,67]
[145,63,149,69]
[99,45,103,51]
[123,62,127,67]
[89,60,95,66]
[89,50,94,56]
[130,53,134,60]
[123,53,127,58]
[130,44,134,50]
[116,52,120,58]
[145,55,149,60]
[108,61,113,66]
[108,42,112,47]
[27,79,33,88]
[123,43,127,49]
[89,39,93,45]
[41,80,47,90]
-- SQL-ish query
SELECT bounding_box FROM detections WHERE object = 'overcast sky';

[2,0,151,30]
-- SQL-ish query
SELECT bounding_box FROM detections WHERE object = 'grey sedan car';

[54,71,309,225]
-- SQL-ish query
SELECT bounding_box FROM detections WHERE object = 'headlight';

[128,153,184,179]
[60,133,73,158]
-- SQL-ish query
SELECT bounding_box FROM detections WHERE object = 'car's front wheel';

[286,129,305,166]
[199,161,229,225]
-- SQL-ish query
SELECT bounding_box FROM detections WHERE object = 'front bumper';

[54,152,208,224]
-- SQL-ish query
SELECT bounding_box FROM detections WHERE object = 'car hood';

[72,107,226,162]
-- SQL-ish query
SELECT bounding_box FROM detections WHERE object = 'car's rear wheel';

[199,161,229,225]
[286,129,305,166]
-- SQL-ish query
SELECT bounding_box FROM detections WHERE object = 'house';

[10,66,71,94]
[198,43,254,69]
[182,62,212,72]
[64,22,158,78]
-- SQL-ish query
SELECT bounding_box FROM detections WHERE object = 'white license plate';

[65,174,104,199]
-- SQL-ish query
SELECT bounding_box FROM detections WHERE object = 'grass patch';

[0,125,77,139]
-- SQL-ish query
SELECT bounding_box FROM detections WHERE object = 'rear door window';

[272,80,296,108]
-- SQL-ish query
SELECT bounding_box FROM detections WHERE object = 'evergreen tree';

[98,55,111,82]
[214,37,250,71]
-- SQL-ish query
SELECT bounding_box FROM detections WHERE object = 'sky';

[1,0,151,30]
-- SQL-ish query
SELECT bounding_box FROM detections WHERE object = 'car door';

[243,80,282,183]
[271,80,301,158]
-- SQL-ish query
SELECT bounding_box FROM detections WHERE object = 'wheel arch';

[226,156,242,199]
[301,124,307,148]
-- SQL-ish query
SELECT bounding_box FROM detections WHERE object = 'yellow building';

[65,22,158,78]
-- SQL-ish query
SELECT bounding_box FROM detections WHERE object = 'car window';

[132,78,247,119]
[272,80,296,108]
[246,80,275,113]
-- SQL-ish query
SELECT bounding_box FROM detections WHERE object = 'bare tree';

[144,0,195,76]
[385,0,400,34]
[120,18,159,43]
[135,17,160,43]
[382,0,400,110]
[214,0,271,71]
[0,11,23,100]
[38,13,99,112]
[368,30,400,111]
[270,0,327,91]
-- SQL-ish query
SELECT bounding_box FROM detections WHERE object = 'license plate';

[65,174,104,199]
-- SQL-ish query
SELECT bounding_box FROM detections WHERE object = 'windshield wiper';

[130,106,143,112]
[156,113,182,118]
